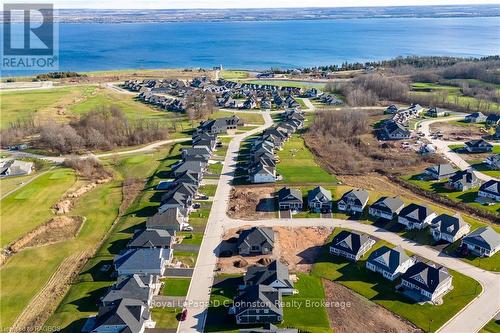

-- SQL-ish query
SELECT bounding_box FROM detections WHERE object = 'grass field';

[481,319,500,333]
[276,134,338,184]
[448,144,500,155]
[311,228,482,332]
[0,86,96,128]
[469,162,500,178]
[219,70,250,79]
[161,278,191,296]
[0,168,76,247]
[241,80,325,89]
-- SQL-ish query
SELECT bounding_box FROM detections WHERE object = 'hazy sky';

[7,0,500,9]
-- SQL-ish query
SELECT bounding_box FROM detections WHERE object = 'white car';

[182,226,194,232]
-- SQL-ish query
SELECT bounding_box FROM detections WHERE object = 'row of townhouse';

[248,110,305,184]
[337,188,500,256]
[82,118,225,333]
[379,103,427,141]
[329,230,452,303]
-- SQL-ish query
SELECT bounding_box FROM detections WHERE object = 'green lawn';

[151,307,183,328]
[0,86,95,129]
[199,184,217,196]
[0,171,43,197]
[276,134,338,184]
[219,70,249,79]
[311,228,482,332]
[449,144,500,154]
[161,278,191,296]
[208,162,223,175]
[0,168,76,247]
[1,179,122,330]
[469,162,500,179]
[403,175,500,215]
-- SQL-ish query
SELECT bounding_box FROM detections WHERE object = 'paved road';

[1,138,190,164]
[228,218,500,333]
[177,111,274,333]
[419,116,498,182]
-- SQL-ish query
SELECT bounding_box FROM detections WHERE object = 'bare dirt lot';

[218,226,333,274]
[323,280,423,333]
[430,121,485,141]
[227,186,277,220]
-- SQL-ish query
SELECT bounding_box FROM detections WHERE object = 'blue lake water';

[3,17,500,75]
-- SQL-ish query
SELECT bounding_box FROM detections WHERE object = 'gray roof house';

[447,170,480,191]
[381,120,411,140]
[368,196,404,221]
[486,114,500,126]
[84,298,154,333]
[465,139,493,153]
[307,186,333,213]
[430,214,471,243]
[337,189,369,215]
[464,112,487,123]
[424,164,455,180]
[182,147,211,161]
[485,154,500,170]
[398,203,437,230]
[114,248,172,276]
[461,226,500,257]
[238,227,275,256]
[231,285,283,325]
[400,262,453,302]
[277,187,303,211]
[198,115,242,134]
[329,230,375,261]
[249,164,276,184]
[148,207,187,233]
[172,160,206,178]
[128,229,174,249]
[243,260,295,295]
[0,160,34,178]
[101,274,161,307]
[366,245,415,281]
[477,179,500,203]
[240,324,298,333]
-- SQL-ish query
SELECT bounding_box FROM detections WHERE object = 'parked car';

[192,203,201,209]
[182,226,194,232]
[180,308,188,321]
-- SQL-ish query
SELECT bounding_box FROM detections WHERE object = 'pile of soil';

[8,216,85,253]
[233,259,248,268]
[227,187,276,220]
[323,280,423,333]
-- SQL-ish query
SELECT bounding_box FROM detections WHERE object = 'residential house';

[380,120,411,140]
[477,179,500,203]
[465,139,493,153]
[113,248,172,276]
[426,107,447,117]
[307,186,333,213]
[447,170,480,191]
[277,187,303,211]
[249,164,277,184]
[495,126,500,139]
[366,246,415,281]
[385,104,399,114]
[337,189,369,215]
[231,285,283,325]
[398,203,437,230]
[198,115,242,134]
[260,97,272,110]
[148,207,188,232]
[368,196,404,220]
[171,160,206,178]
[486,114,500,126]
[430,214,471,243]
[485,154,500,170]
[181,147,211,162]
[238,227,275,256]
[128,229,174,249]
[464,112,487,123]
[158,191,192,213]
[0,160,34,177]
[84,298,155,333]
[239,324,298,333]
[424,164,455,180]
[461,226,500,257]
[400,262,453,302]
[243,260,295,295]
[192,132,217,151]
[329,230,375,262]
[101,274,161,307]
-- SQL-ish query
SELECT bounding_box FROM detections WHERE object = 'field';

[276,134,338,184]
[0,86,95,128]
[0,168,76,247]
[311,228,482,332]
[241,79,325,89]
[219,70,250,79]
[161,278,191,296]
[481,319,500,333]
